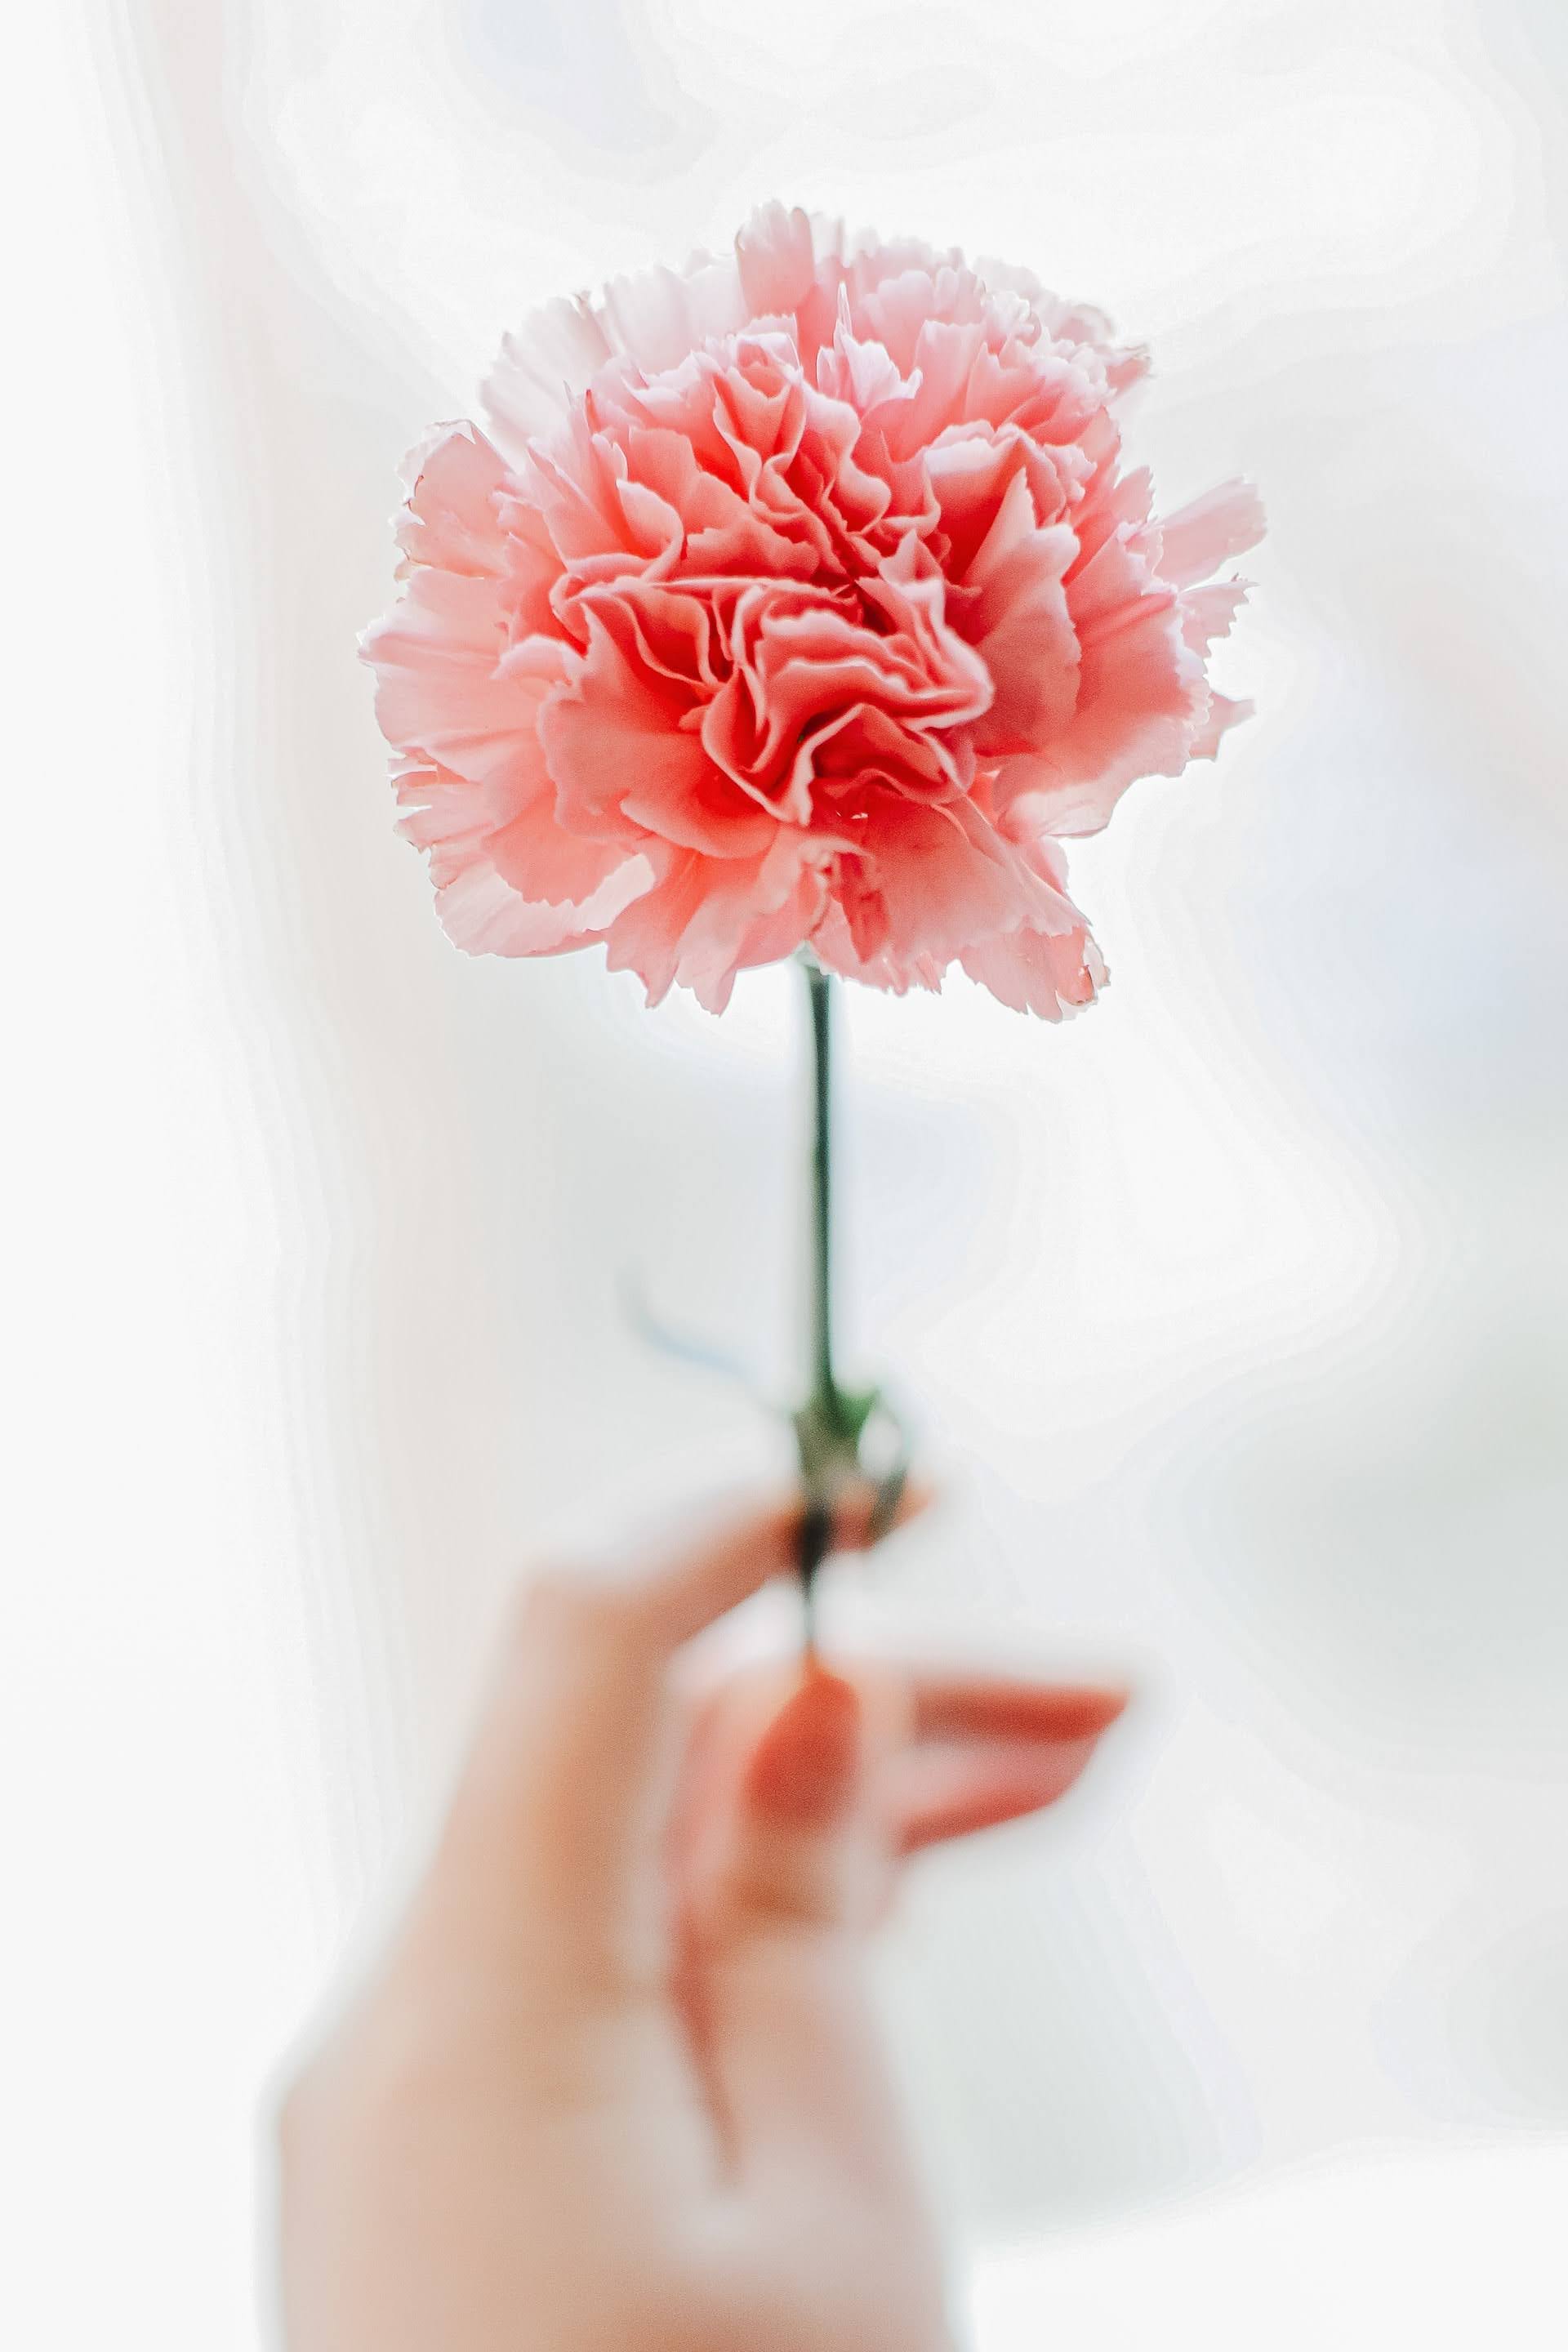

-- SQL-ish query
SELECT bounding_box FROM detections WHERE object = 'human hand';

[278,1490,1127,2352]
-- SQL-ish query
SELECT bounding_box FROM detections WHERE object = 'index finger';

[434,1481,927,2002]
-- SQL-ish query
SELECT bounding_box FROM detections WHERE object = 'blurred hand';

[278,1490,1127,2352]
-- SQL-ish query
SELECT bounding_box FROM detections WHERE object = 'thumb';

[691,1668,923,2203]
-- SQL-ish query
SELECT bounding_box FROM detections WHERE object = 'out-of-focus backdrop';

[7,2,1567,2345]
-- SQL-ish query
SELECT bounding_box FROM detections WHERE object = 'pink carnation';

[365,204,1262,1016]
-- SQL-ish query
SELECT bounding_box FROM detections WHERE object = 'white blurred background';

[7,2,1568,2344]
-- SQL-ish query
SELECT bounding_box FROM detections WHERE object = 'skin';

[278,1487,1128,2352]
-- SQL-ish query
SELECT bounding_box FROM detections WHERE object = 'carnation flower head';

[365,204,1263,1017]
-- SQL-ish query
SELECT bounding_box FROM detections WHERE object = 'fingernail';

[745,1670,862,1829]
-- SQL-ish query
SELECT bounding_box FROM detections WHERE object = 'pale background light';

[6,2,1566,2345]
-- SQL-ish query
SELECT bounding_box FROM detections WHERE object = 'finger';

[431,1485,923,2006]
[910,1675,1130,1744]
[670,1670,1128,1896]
[689,1667,926,2203]
[894,1733,1111,1854]
[897,1675,1128,1854]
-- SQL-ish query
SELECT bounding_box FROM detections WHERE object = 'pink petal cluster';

[365,205,1262,1016]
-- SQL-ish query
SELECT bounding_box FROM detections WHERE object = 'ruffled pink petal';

[954,834,1105,1017]
[734,201,820,318]
[972,256,1150,395]
[434,851,653,960]
[817,792,1040,976]
[991,589,1201,840]
[540,608,775,856]
[981,510,1206,835]
[1156,479,1266,587]
[808,903,947,996]
[956,471,1080,754]
[482,296,614,462]
[392,422,510,577]
[597,253,751,375]
[706,574,991,808]
[1180,577,1250,653]
[523,415,682,576]
[391,746,653,956]
[368,564,564,794]
[958,922,1106,1018]
[604,831,819,1013]
[1189,690,1254,762]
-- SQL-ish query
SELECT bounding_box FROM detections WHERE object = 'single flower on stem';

[363,203,1263,1635]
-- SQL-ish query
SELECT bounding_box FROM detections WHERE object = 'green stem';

[792,956,907,1652]
[797,954,842,1652]
[807,954,837,1417]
